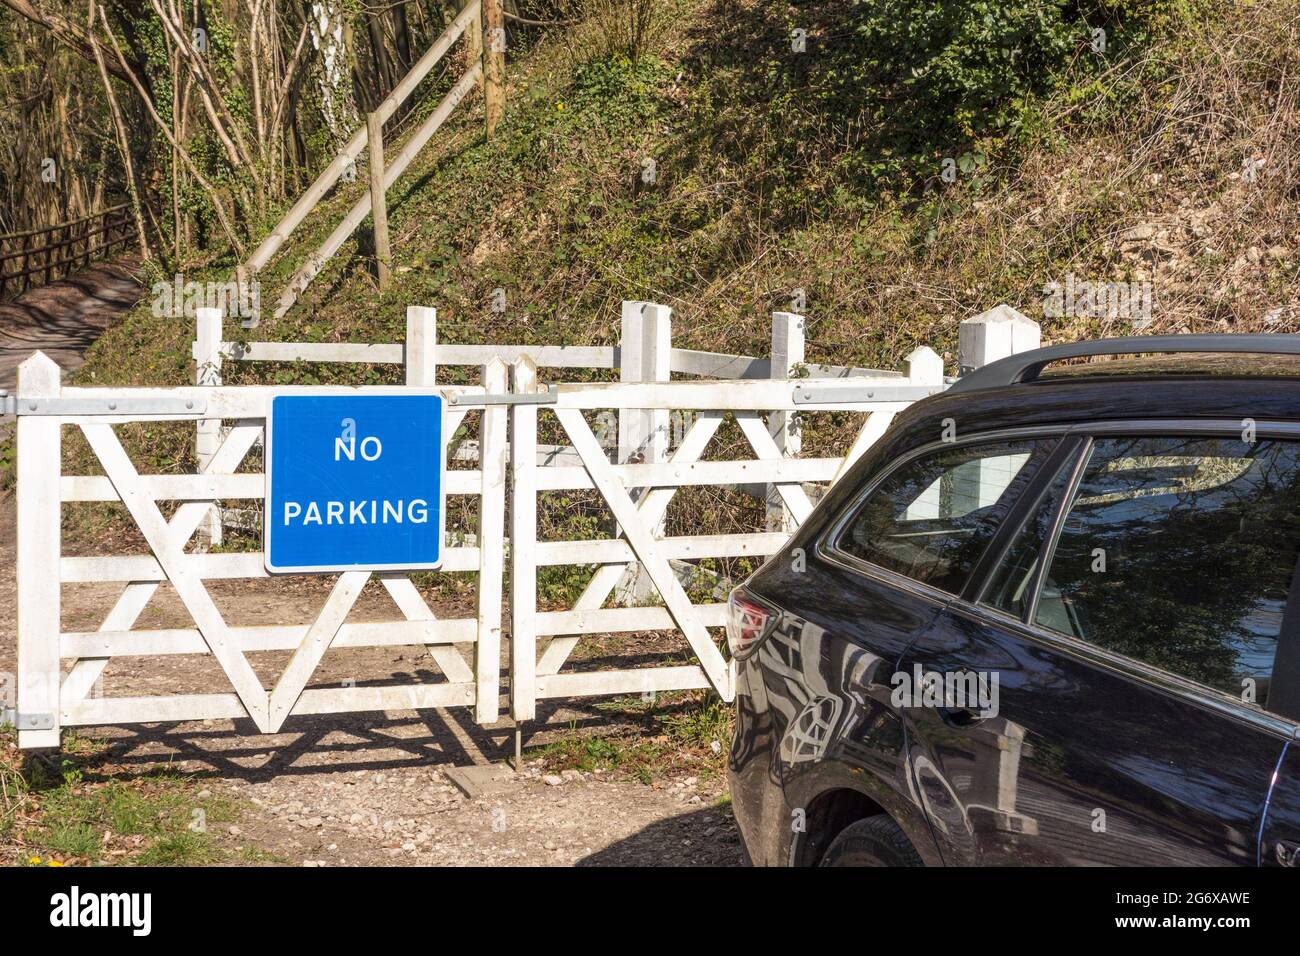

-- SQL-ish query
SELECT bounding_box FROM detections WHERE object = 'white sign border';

[263,388,449,574]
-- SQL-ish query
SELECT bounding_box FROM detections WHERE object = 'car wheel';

[818,815,923,867]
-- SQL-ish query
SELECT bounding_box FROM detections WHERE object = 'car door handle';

[1276,840,1300,867]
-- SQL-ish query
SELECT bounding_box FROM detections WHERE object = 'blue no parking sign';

[264,393,445,573]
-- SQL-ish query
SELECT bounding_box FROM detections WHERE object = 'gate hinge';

[792,383,945,405]
[449,386,558,407]
[2,708,54,731]
[0,393,13,416]
[7,396,207,416]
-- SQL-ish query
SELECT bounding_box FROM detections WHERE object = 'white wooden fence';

[506,352,946,715]
[193,300,898,549]
[12,353,507,748]
[11,304,1040,748]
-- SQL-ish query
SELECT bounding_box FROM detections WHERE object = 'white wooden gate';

[12,351,507,749]
[11,303,1039,749]
[505,353,945,719]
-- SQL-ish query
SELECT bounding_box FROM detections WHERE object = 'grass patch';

[2,728,242,867]
[532,690,731,784]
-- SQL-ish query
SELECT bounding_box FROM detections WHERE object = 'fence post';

[768,311,805,532]
[617,300,644,467]
[405,306,438,385]
[476,357,508,723]
[194,307,223,550]
[366,112,392,291]
[958,303,1041,374]
[616,302,671,462]
[616,300,670,604]
[642,302,671,463]
[905,345,944,387]
[642,303,672,598]
[16,352,62,748]
[955,307,1039,512]
[510,356,540,722]
[42,227,54,285]
[464,0,483,85]
[482,0,505,137]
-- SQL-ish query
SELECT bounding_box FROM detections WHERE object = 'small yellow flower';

[47,859,64,867]
[27,856,40,864]
[556,102,565,111]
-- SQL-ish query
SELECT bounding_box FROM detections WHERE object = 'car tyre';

[818,814,923,867]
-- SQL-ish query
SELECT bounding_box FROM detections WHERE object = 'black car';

[727,335,1300,867]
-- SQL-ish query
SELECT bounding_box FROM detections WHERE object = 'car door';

[764,432,1069,864]
[900,426,1300,865]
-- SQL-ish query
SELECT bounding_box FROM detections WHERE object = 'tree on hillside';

[0,0,478,266]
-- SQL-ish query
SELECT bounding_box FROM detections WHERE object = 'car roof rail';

[947,333,1300,394]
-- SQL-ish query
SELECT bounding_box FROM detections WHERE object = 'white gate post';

[616,300,671,604]
[16,352,62,748]
[194,307,223,549]
[615,301,644,605]
[616,299,671,461]
[642,302,672,464]
[405,305,437,384]
[476,357,507,723]
[957,306,1041,510]
[617,300,645,465]
[905,345,945,388]
[767,311,804,532]
[958,304,1041,375]
[510,356,540,722]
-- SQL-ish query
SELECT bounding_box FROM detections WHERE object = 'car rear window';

[832,438,1060,594]
[987,435,1300,704]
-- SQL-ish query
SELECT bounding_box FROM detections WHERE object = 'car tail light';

[727,589,777,660]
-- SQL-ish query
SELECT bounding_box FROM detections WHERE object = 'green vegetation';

[534,691,731,783]
[77,0,1285,392]
[700,0,1201,203]
[1,729,242,866]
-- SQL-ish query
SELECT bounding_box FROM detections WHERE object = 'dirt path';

[0,258,142,395]
[0,500,744,866]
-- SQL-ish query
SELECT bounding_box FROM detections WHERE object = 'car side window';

[833,438,1059,594]
[992,435,1300,705]
[982,457,1081,621]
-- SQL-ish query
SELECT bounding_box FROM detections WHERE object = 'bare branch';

[1,0,135,83]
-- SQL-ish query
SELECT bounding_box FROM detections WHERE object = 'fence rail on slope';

[240,0,513,324]
[0,205,138,301]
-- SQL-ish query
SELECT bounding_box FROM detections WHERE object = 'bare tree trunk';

[0,0,135,82]
[96,1,246,258]
[393,1,413,74]
[86,0,149,260]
